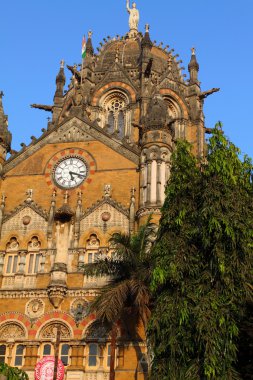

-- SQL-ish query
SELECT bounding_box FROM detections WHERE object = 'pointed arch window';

[5,237,19,275]
[26,236,41,274]
[102,92,128,138]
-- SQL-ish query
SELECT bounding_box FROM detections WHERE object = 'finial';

[88,30,93,39]
[52,189,57,199]
[26,189,33,203]
[60,59,65,68]
[191,47,196,55]
[145,24,150,33]
[131,187,136,197]
[0,91,3,99]
[104,184,112,197]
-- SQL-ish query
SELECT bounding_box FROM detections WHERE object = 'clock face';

[53,156,88,189]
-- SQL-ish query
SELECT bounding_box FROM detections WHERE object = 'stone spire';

[141,24,152,50]
[188,47,199,84]
[86,30,94,57]
[0,92,12,154]
[54,60,66,100]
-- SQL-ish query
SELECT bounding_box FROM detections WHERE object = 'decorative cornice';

[0,288,98,299]
[136,206,161,218]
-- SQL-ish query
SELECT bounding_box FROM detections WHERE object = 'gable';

[3,117,139,175]
[2,206,48,238]
[80,202,129,234]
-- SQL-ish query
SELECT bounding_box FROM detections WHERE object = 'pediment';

[4,117,140,174]
[80,197,129,234]
[2,203,48,238]
[93,62,138,93]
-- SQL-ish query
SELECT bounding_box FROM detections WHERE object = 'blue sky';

[1,0,253,156]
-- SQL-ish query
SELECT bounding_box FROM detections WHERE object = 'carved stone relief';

[6,237,19,251]
[25,298,45,319]
[2,207,47,238]
[0,322,26,339]
[40,322,71,339]
[80,203,129,234]
[70,298,89,322]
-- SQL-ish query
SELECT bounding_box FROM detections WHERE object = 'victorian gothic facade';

[0,5,217,380]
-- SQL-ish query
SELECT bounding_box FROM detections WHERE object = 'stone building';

[0,3,217,380]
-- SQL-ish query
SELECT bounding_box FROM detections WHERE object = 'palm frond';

[90,280,131,323]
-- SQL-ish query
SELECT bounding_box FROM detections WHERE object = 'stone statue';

[126,1,139,31]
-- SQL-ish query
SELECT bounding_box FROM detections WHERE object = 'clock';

[53,156,88,189]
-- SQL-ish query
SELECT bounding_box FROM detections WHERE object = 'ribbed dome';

[95,36,182,79]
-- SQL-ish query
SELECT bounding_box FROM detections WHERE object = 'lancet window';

[100,91,130,139]
[5,237,19,275]
[26,236,41,274]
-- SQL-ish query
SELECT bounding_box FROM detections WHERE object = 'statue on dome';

[126,0,139,31]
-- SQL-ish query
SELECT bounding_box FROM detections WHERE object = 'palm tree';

[82,217,157,380]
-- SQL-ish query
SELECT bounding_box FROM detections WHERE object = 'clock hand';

[69,171,85,179]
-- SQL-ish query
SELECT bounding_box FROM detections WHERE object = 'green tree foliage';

[0,363,28,380]
[148,123,253,380]
[82,217,157,379]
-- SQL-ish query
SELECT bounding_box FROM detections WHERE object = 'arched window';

[43,344,52,356]
[86,234,100,264]
[108,111,114,133]
[14,345,25,366]
[102,92,128,138]
[27,236,41,274]
[5,237,19,274]
[60,344,70,366]
[118,111,125,139]
[88,344,98,367]
[0,345,6,363]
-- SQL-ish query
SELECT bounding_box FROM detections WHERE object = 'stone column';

[98,344,105,369]
[18,251,26,274]
[6,344,14,366]
[23,344,39,370]
[156,160,162,206]
[139,163,145,207]
[146,160,152,205]
[0,252,4,275]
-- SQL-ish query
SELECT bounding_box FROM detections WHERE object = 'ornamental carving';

[84,321,110,340]
[70,298,89,322]
[6,237,19,251]
[86,234,100,249]
[26,298,45,318]
[0,322,26,339]
[40,322,71,339]
[28,236,41,251]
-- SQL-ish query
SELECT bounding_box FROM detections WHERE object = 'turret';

[86,30,94,57]
[54,60,66,102]
[141,24,153,51]
[137,96,173,225]
[188,47,199,84]
[0,92,12,171]
[53,60,66,123]
[140,25,153,120]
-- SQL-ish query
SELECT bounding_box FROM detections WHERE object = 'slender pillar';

[146,160,152,205]
[156,160,162,205]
